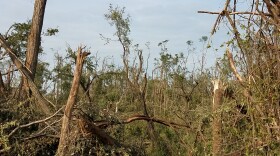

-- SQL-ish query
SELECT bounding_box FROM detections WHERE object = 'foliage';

[1,1,280,155]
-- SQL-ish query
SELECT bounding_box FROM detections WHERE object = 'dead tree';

[212,79,225,156]
[56,47,90,156]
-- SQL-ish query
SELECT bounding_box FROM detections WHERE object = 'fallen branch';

[198,10,271,16]
[0,34,56,115]
[8,106,64,138]
[21,134,60,141]
[78,116,121,147]
[34,117,62,137]
[77,114,189,148]
[93,114,190,129]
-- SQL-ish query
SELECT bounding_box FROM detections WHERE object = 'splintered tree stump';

[212,79,225,156]
[56,47,90,156]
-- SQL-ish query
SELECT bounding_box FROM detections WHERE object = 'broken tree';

[56,46,90,156]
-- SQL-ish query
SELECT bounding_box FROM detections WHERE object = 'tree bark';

[23,0,47,93]
[56,47,90,156]
[78,115,121,147]
[212,79,225,156]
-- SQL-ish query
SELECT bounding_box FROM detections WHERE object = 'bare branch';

[226,48,244,83]
[8,106,64,138]
[21,134,60,141]
[198,11,271,16]
[94,114,190,129]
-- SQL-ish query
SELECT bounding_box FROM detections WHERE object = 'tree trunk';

[56,47,90,156]
[0,72,5,94]
[212,79,225,156]
[23,0,47,93]
[6,64,13,91]
[78,114,121,147]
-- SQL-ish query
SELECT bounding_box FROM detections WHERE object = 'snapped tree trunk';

[212,79,225,156]
[56,47,90,156]
[23,0,47,93]
[0,72,5,94]
[78,114,121,147]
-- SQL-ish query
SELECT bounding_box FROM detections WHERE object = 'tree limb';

[8,106,64,138]
[198,10,271,16]
[0,34,56,115]
[93,114,190,129]
[78,116,121,147]
[226,48,244,83]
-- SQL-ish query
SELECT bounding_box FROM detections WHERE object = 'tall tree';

[24,0,47,93]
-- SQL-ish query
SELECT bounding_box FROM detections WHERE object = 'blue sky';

[0,0,229,69]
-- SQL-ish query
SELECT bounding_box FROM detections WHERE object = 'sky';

[0,0,229,70]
